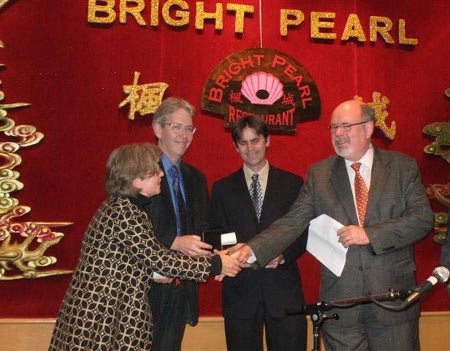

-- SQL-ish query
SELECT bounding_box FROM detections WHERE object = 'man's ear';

[153,123,162,139]
[366,121,375,138]
[266,135,270,147]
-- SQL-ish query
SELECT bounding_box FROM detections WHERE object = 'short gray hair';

[361,104,375,122]
[152,97,195,126]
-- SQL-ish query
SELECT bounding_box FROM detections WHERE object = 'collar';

[128,193,152,209]
[243,159,269,183]
[161,153,182,172]
[344,144,374,169]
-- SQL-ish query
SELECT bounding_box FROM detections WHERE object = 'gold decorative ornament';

[0,0,11,12]
[354,92,396,140]
[0,206,72,280]
[423,121,450,164]
[0,41,73,280]
[430,212,449,245]
[119,71,168,120]
[427,183,450,244]
[427,182,450,207]
[423,88,450,246]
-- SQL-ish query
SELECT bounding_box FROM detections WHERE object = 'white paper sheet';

[307,214,348,276]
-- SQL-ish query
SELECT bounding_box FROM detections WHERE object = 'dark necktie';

[351,162,368,226]
[170,165,187,235]
[250,174,263,221]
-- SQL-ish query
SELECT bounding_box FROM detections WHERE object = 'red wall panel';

[0,0,448,317]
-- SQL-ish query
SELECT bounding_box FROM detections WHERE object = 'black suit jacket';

[144,161,209,325]
[210,165,307,318]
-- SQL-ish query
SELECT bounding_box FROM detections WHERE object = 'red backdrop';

[0,0,448,318]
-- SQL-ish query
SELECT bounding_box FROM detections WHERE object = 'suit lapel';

[365,147,390,225]
[159,160,176,218]
[180,162,192,208]
[261,166,279,221]
[331,157,359,225]
[235,169,257,218]
[180,163,195,232]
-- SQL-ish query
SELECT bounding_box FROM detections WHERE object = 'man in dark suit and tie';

[210,116,308,351]
[231,100,433,350]
[144,97,213,351]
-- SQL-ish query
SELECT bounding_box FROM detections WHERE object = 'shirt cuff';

[247,250,257,264]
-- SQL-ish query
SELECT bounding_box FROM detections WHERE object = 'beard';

[333,135,352,158]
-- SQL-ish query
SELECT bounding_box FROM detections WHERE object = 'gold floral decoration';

[0,0,11,12]
[0,40,72,280]
[423,88,450,245]
[423,122,450,164]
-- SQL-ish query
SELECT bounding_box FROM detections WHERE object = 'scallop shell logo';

[241,72,284,105]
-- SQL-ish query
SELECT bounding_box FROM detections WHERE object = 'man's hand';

[171,235,212,256]
[337,225,369,248]
[227,243,245,254]
[217,251,242,277]
[265,254,284,269]
[213,244,252,282]
[230,244,253,265]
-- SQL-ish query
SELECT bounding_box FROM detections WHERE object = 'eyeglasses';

[329,120,371,133]
[162,122,197,135]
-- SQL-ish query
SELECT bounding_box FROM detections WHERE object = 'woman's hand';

[218,251,242,277]
[171,235,213,256]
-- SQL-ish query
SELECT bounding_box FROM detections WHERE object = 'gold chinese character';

[355,92,396,140]
[119,72,168,120]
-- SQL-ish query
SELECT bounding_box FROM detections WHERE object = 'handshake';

[174,231,253,279]
[216,243,285,281]
[215,243,252,279]
[163,234,283,283]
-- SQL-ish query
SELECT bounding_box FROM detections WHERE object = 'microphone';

[367,266,449,312]
[287,267,450,316]
[405,266,450,305]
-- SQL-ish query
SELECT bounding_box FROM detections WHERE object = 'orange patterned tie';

[351,162,368,226]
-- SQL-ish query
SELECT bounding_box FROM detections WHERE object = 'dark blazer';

[248,148,433,326]
[210,165,308,319]
[144,161,209,326]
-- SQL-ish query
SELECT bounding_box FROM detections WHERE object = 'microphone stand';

[291,289,412,351]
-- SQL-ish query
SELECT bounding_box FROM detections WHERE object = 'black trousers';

[224,302,307,351]
[150,282,188,351]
